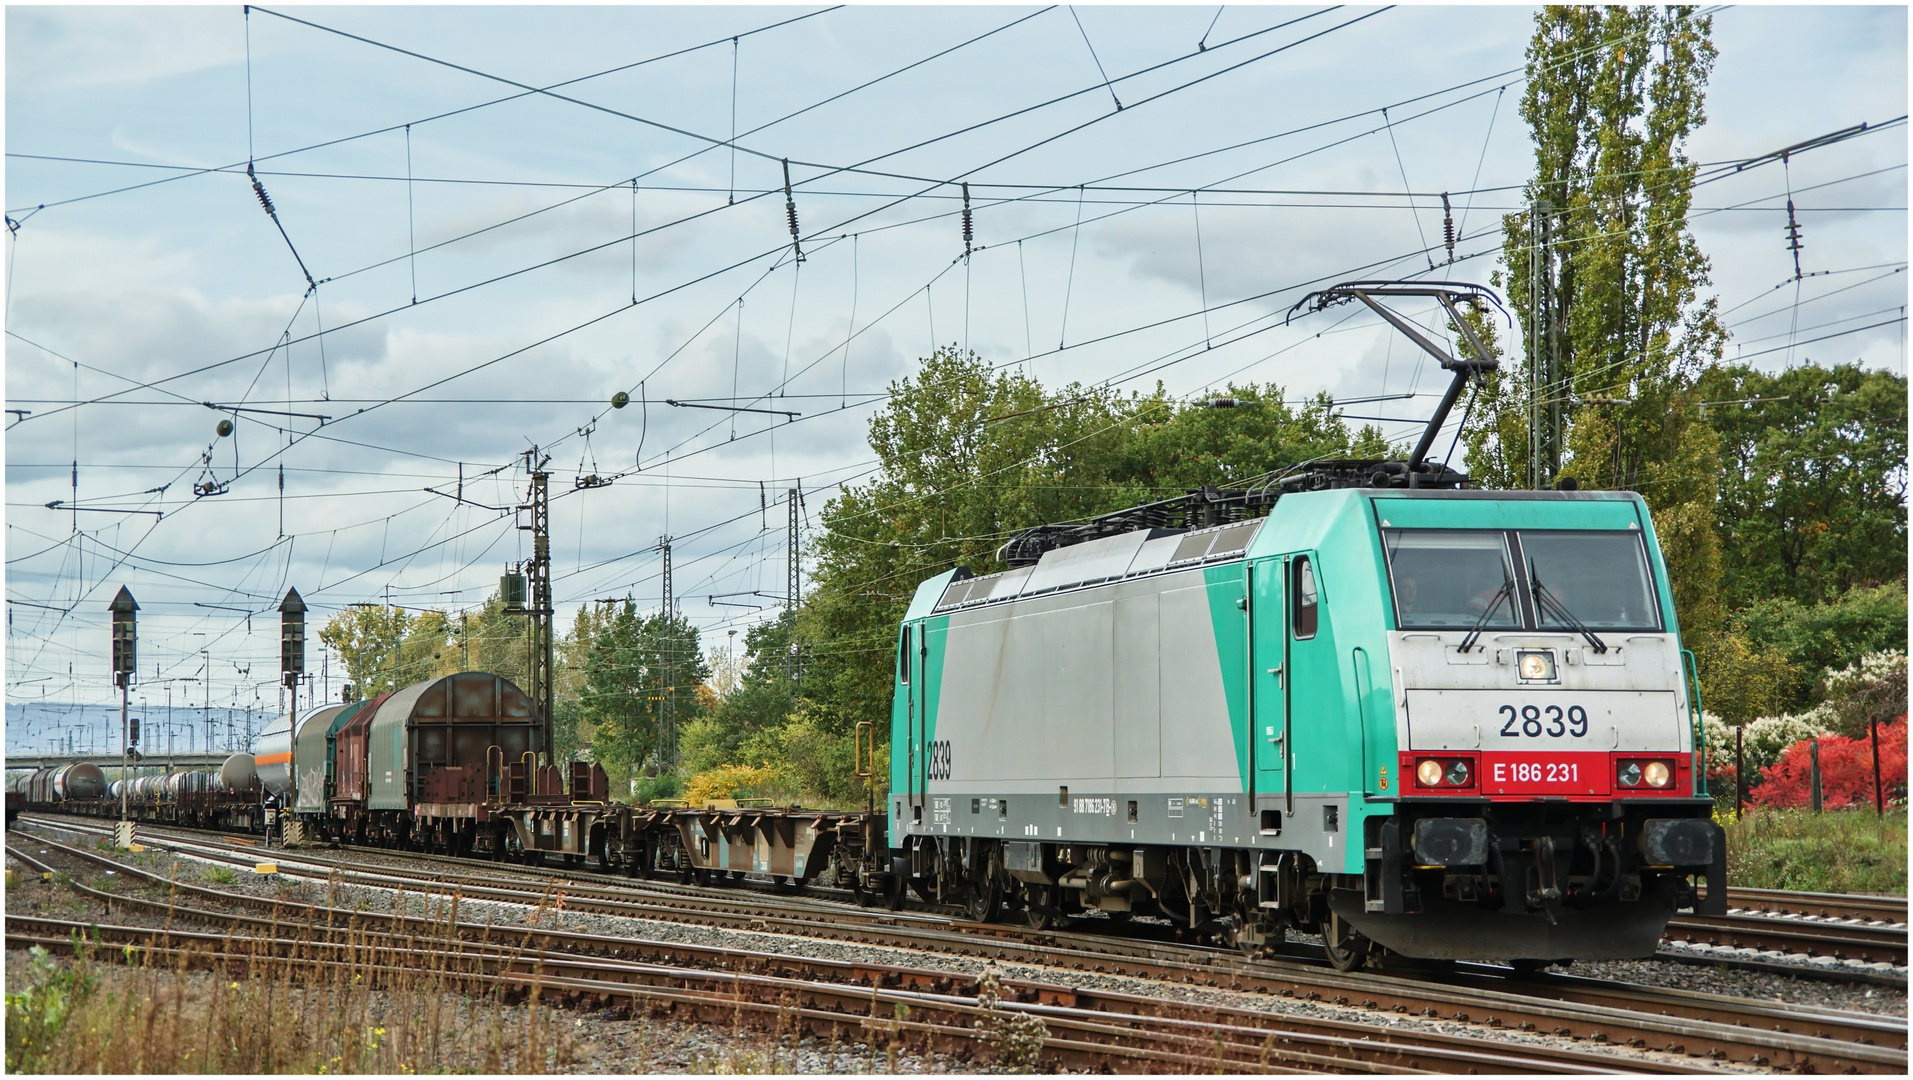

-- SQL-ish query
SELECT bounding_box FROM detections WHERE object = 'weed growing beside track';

[1725,808,1908,894]
[3,917,578,1073]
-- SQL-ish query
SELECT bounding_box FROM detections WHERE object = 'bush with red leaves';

[1748,716,1907,808]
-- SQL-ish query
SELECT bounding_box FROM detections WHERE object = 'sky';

[5,4,1907,751]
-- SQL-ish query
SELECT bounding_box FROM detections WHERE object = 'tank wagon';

[20,756,262,831]
[881,281,1726,969]
[23,762,108,803]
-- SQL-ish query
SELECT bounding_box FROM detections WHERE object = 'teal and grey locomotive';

[883,282,1726,969]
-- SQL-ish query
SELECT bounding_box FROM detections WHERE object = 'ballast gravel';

[9,823,1906,1074]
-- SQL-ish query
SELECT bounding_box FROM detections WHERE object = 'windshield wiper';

[1529,560,1608,654]
[1458,577,1514,654]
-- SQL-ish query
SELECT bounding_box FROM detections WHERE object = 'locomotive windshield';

[1384,527,1661,632]
[1519,530,1660,631]
[1383,530,1519,630]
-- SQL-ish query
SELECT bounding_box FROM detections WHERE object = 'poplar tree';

[1466,6,1728,645]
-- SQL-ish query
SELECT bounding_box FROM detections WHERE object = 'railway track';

[11,817,1905,1073]
[7,844,1674,1074]
[28,813,1907,978]
[1668,913,1907,967]
[1721,887,1908,925]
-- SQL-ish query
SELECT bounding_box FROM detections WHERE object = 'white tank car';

[254,703,348,807]
[220,753,257,792]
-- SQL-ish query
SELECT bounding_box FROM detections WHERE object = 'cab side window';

[1293,556,1318,639]
[898,626,912,683]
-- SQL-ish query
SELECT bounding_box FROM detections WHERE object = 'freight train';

[11,755,265,831]
[877,281,1728,969]
[16,670,893,897]
[247,669,892,892]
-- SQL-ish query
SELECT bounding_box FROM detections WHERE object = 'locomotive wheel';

[882,872,909,911]
[966,845,1004,923]
[1322,910,1374,972]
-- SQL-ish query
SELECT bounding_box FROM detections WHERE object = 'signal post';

[279,587,307,844]
[109,587,138,849]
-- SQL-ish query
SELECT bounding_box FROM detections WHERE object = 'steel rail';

[1668,914,1907,967]
[12,820,1901,1073]
[1720,886,1909,925]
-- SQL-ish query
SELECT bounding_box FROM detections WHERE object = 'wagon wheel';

[1024,884,1065,931]
[1321,909,1374,972]
[966,845,1004,923]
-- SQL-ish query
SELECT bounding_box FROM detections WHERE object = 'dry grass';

[6,886,581,1074]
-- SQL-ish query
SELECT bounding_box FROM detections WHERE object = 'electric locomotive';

[882,282,1726,969]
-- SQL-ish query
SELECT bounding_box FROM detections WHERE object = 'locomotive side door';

[900,624,925,824]
[1248,557,1288,806]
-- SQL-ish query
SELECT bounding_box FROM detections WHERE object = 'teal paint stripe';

[1202,561,1252,793]
[1370,494,1642,530]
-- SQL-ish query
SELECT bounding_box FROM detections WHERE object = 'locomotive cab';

[1334,489,1725,964]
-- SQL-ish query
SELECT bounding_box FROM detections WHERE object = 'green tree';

[318,605,449,698]
[1691,631,1793,728]
[439,596,530,690]
[577,600,709,777]
[1733,582,1909,713]
[683,611,800,773]
[1469,5,1727,647]
[1696,362,1908,608]
[552,603,605,762]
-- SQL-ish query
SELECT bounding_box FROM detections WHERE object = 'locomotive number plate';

[1494,702,1590,739]
[1480,752,1610,796]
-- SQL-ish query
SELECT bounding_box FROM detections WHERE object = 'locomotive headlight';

[1517,650,1556,681]
[1617,761,1643,788]
[1417,759,1445,787]
[1643,760,1672,789]
[1444,759,1472,786]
